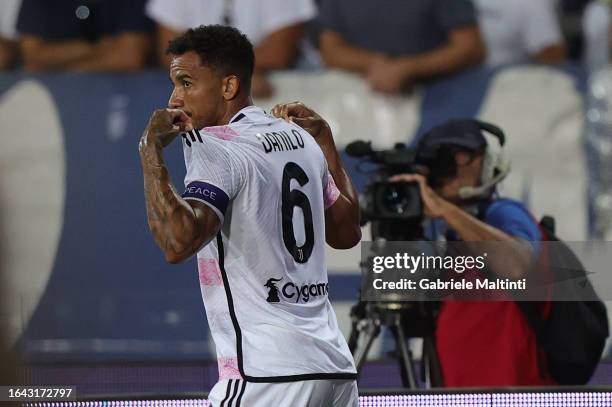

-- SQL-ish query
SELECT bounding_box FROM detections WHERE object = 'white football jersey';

[181,105,357,382]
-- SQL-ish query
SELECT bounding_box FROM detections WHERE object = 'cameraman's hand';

[390,173,450,219]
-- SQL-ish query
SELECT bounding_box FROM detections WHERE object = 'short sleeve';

[18,0,153,39]
[17,0,85,40]
[0,0,21,39]
[145,0,192,31]
[182,136,247,223]
[485,199,541,253]
[259,0,316,36]
[111,0,154,34]
[521,0,562,54]
[322,171,340,210]
[433,0,478,31]
[16,0,47,37]
[316,0,342,32]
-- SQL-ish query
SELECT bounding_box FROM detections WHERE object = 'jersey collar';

[228,105,264,124]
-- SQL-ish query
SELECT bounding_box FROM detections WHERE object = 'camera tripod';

[349,221,444,387]
[348,300,443,388]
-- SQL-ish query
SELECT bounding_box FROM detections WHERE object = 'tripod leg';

[389,326,410,387]
[348,319,359,353]
[391,318,418,388]
[352,320,381,372]
[348,301,367,353]
[423,338,431,388]
[423,336,443,387]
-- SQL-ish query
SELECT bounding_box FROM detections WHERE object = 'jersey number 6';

[281,162,314,264]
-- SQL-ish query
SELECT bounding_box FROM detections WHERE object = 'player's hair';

[166,25,254,92]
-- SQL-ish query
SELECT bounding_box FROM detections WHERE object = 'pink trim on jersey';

[324,172,341,209]
[203,125,239,141]
[218,357,242,380]
[198,258,223,286]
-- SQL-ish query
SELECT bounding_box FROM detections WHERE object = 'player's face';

[436,150,483,203]
[168,51,224,129]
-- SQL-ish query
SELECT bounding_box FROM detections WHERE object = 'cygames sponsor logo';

[264,278,328,303]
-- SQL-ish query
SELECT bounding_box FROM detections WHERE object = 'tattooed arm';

[139,108,221,263]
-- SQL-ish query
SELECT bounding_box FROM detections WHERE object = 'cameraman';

[392,119,554,387]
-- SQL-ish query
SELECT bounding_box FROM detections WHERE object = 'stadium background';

[1,63,612,399]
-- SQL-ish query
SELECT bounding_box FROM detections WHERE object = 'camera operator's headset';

[418,119,511,200]
[459,120,511,200]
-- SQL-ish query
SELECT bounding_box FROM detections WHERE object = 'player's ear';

[222,75,240,101]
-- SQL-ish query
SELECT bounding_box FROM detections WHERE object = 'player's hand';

[271,101,332,143]
[389,173,450,219]
[140,108,193,150]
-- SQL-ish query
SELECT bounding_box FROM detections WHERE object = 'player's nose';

[168,90,184,109]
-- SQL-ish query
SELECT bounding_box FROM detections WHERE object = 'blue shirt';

[17,0,153,42]
[318,0,477,57]
[431,198,541,253]
[485,198,541,243]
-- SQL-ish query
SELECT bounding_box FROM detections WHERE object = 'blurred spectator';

[146,0,316,98]
[16,0,153,72]
[317,0,485,94]
[583,0,611,71]
[559,0,591,60]
[0,0,21,70]
[1,206,18,391]
[0,306,18,390]
[474,0,566,66]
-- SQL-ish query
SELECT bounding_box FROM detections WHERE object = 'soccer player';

[138,25,360,406]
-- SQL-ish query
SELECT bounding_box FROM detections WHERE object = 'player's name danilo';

[256,130,305,154]
[373,278,527,291]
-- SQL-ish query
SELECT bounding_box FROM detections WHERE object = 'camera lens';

[382,184,412,215]
[375,182,422,219]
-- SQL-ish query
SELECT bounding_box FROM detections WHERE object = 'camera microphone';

[458,129,511,199]
[345,140,374,157]
[458,161,511,199]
